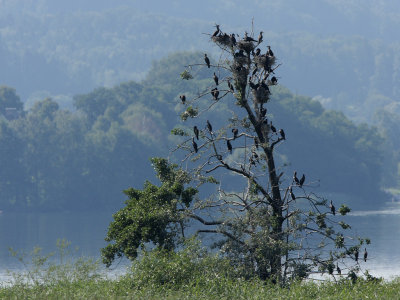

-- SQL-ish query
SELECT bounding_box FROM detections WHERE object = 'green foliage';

[101,158,198,267]
[338,204,351,216]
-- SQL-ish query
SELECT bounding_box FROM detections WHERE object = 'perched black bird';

[193,126,199,140]
[271,76,278,85]
[330,200,336,216]
[204,54,210,68]
[254,137,259,149]
[293,171,300,185]
[355,249,359,262]
[180,95,186,104]
[299,174,305,187]
[255,48,261,56]
[228,80,234,92]
[290,188,296,201]
[364,248,368,262]
[249,79,259,90]
[206,120,213,134]
[211,88,219,100]
[244,32,256,42]
[213,72,219,85]
[232,128,238,139]
[267,45,274,57]
[227,139,233,154]
[279,129,286,140]
[270,123,277,133]
[234,49,245,57]
[212,24,220,37]
[230,33,236,46]
[336,264,341,275]
[258,31,263,44]
[192,137,198,153]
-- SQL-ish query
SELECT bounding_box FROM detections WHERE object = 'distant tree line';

[0,52,391,211]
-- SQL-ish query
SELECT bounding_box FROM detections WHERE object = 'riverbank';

[1,275,400,299]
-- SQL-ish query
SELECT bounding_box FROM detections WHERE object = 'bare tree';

[174,25,368,283]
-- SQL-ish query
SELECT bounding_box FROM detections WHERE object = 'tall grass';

[1,239,399,299]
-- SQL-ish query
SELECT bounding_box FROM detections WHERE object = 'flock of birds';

[180,26,368,274]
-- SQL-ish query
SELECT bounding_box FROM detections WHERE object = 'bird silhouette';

[192,137,198,153]
[355,249,359,262]
[213,72,219,85]
[330,200,336,216]
[364,248,368,262]
[227,140,233,154]
[258,31,263,44]
[336,264,341,275]
[180,95,186,104]
[299,174,305,187]
[206,120,213,134]
[293,171,300,185]
[204,54,210,68]
[279,129,286,140]
[193,126,199,140]
[212,24,220,37]
[232,128,238,139]
[267,45,274,57]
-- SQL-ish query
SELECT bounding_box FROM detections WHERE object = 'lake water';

[0,202,400,281]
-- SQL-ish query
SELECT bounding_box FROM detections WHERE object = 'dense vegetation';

[1,241,398,299]
[0,52,388,211]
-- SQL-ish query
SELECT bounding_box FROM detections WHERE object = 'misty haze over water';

[0,0,400,281]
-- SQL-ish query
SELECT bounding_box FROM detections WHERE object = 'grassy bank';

[1,240,399,299]
[2,276,400,299]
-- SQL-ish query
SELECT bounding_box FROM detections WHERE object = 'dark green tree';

[104,26,370,283]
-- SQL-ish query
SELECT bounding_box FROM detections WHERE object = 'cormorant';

[290,187,296,201]
[293,171,300,185]
[227,139,233,154]
[299,174,305,187]
[267,46,274,57]
[254,137,259,149]
[255,48,261,56]
[228,80,234,92]
[232,128,238,139]
[207,120,213,134]
[258,31,263,44]
[204,54,211,68]
[249,78,259,90]
[193,126,199,140]
[230,33,236,46]
[364,248,368,262]
[180,95,186,104]
[330,200,336,216]
[336,264,341,275]
[212,24,220,37]
[270,123,277,133]
[271,76,278,85]
[234,49,245,57]
[211,88,219,100]
[213,72,219,85]
[279,129,286,140]
[244,32,257,42]
[355,249,359,262]
[192,137,198,153]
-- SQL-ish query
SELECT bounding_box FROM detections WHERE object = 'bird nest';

[252,86,270,104]
[254,55,276,70]
[237,40,255,53]
[212,34,232,47]
[233,55,248,66]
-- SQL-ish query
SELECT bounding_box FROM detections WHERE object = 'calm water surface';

[0,203,400,280]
